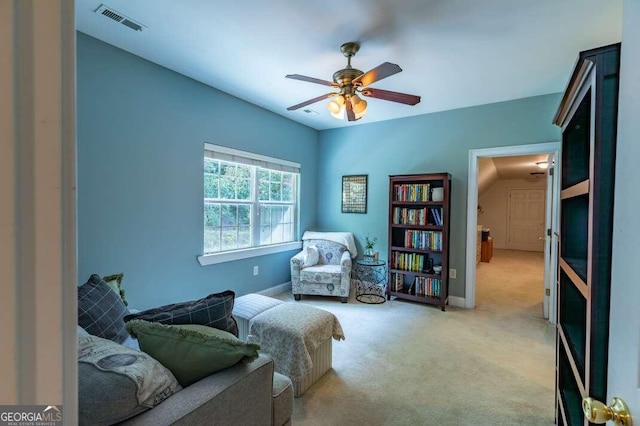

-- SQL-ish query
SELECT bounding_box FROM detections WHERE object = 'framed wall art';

[342,175,368,214]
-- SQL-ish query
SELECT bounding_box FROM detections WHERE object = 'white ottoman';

[233,294,284,341]
[248,303,345,397]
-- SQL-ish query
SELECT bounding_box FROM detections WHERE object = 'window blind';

[204,142,300,174]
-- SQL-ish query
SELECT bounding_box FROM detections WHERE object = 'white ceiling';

[75,0,622,131]
[492,154,550,180]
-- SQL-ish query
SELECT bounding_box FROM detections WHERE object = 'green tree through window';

[204,155,298,254]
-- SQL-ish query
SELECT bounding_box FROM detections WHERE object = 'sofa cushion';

[272,372,294,426]
[300,264,342,284]
[234,294,284,319]
[126,320,260,387]
[77,326,181,426]
[124,290,238,337]
[102,272,128,306]
[78,274,129,343]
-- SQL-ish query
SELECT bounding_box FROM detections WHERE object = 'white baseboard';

[448,296,466,308]
[257,281,291,297]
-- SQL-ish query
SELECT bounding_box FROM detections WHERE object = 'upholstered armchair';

[290,232,357,303]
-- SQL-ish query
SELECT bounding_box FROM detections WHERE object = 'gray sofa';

[77,275,293,425]
[121,353,293,426]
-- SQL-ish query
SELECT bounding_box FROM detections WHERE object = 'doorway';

[466,142,561,324]
[475,158,547,316]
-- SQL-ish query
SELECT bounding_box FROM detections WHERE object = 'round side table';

[353,259,388,304]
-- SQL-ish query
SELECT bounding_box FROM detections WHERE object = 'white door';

[604,2,640,421]
[508,189,545,251]
[606,253,639,426]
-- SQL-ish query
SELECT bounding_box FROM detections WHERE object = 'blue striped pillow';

[124,290,238,337]
[78,274,129,343]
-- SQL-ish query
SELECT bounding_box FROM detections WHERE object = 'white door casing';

[507,188,546,252]
[0,0,17,402]
[543,154,560,323]
[1,0,77,409]
[465,142,560,313]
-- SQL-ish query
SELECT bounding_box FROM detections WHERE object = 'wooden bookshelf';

[553,43,620,425]
[387,173,451,311]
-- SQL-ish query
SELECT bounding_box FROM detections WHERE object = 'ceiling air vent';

[95,4,146,32]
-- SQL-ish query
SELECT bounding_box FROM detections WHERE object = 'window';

[202,143,300,257]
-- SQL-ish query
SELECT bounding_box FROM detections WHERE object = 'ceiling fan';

[286,42,421,122]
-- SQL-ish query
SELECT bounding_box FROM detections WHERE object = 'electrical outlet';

[253,266,259,276]
[449,268,456,279]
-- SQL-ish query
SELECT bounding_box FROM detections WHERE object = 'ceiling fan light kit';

[286,41,420,122]
[327,94,345,114]
[350,94,367,114]
[327,93,368,119]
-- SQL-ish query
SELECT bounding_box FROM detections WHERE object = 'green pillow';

[103,273,128,306]
[125,320,260,387]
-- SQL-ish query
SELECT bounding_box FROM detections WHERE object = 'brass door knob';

[583,397,633,426]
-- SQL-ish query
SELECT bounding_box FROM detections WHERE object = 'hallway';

[476,248,547,320]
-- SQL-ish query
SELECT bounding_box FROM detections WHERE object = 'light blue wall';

[77,33,318,309]
[77,31,563,305]
[317,94,562,298]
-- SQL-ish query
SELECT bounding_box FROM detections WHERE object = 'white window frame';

[198,143,302,266]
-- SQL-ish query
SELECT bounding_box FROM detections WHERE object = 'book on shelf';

[392,207,429,225]
[391,251,426,272]
[403,230,442,251]
[393,183,431,202]
[391,272,404,292]
[430,208,443,226]
[392,207,444,227]
[414,276,441,298]
[406,280,416,295]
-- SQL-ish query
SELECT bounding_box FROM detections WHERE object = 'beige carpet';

[274,249,556,426]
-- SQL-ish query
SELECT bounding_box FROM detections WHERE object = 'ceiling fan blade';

[361,88,421,105]
[287,93,336,111]
[286,74,337,87]
[345,98,357,121]
[352,62,402,87]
